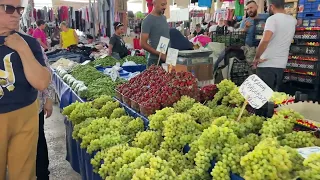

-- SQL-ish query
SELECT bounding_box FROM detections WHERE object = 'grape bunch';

[187,103,214,124]
[148,107,175,131]
[99,147,145,179]
[209,79,237,106]
[221,87,245,107]
[161,113,201,151]
[298,153,320,180]
[132,131,163,153]
[110,107,126,119]
[115,152,155,180]
[280,131,318,148]
[239,133,261,150]
[98,101,120,118]
[72,118,95,140]
[92,95,114,109]
[173,96,196,112]
[62,101,81,116]
[240,138,294,180]
[260,114,295,138]
[68,102,99,125]
[211,105,233,117]
[212,116,246,138]
[177,168,210,180]
[276,109,304,122]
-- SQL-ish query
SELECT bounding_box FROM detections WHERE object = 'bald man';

[0,0,51,179]
[141,0,170,66]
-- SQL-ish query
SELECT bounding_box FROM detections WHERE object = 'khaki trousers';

[0,101,39,180]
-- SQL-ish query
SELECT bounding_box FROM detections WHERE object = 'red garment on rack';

[33,8,36,20]
[239,0,244,4]
[133,38,141,49]
[60,6,69,21]
[86,6,89,21]
[146,0,153,13]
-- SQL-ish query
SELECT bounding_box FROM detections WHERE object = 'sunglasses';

[0,4,25,15]
[116,23,123,27]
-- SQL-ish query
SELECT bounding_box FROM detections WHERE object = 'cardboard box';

[174,64,213,81]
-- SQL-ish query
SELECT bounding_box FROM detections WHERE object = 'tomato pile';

[117,65,199,116]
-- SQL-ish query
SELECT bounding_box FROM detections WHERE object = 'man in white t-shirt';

[254,0,297,90]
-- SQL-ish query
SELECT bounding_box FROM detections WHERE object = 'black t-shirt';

[109,34,128,58]
[0,32,46,113]
[193,29,205,36]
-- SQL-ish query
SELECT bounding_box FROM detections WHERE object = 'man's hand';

[44,98,53,118]
[253,58,267,69]
[4,33,29,52]
[160,53,167,62]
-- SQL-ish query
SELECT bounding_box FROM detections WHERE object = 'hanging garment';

[75,11,80,30]
[60,6,69,22]
[235,0,244,16]
[175,0,189,8]
[33,8,37,21]
[191,0,199,3]
[198,0,212,7]
[146,0,153,13]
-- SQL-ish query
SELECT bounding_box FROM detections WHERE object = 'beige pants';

[0,101,39,180]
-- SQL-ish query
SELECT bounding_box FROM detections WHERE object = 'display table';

[52,71,148,180]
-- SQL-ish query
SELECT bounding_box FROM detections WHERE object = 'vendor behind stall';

[141,0,170,66]
[108,22,128,60]
[192,24,205,37]
[60,21,79,49]
[86,34,94,44]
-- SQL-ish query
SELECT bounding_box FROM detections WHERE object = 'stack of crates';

[297,0,320,27]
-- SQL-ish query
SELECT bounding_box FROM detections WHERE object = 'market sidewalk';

[46,104,81,180]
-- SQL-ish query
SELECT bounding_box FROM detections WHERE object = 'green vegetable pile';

[122,56,147,65]
[67,65,125,100]
[90,56,125,67]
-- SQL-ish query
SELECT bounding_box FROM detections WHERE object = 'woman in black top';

[192,24,205,37]
[108,22,128,60]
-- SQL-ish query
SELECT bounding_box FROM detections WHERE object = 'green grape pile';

[99,147,145,179]
[92,95,113,109]
[187,103,214,124]
[298,153,320,180]
[276,109,304,122]
[148,107,175,131]
[177,168,210,180]
[190,125,239,173]
[173,96,196,112]
[161,113,201,151]
[86,131,128,154]
[239,115,265,135]
[210,79,237,106]
[280,131,318,148]
[240,138,294,180]
[91,149,109,172]
[68,102,99,125]
[221,87,245,107]
[115,152,155,180]
[98,101,120,118]
[155,149,193,174]
[239,133,261,150]
[227,107,249,120]
[211,105,233,117]
[62,101,81,116]
[72,118,95,140]
[132,131,163,153]
[212,143,250,179]
[124,117,145,138]
[282,146,304,172]
[212,116,246,138]
[260,114,295,138]
[132,156,177,180]
[110,107,126,119]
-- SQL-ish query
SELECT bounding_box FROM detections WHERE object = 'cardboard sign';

[156,36,170,54]
[239,74,274,109]
[166,48,179,66]
[297,146,320,159]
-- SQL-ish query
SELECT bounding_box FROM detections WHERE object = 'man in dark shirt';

[0,0,51,179]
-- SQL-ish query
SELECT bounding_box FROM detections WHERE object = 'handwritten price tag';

[239,74,273,109]
[156,36,170,54]
[166,48,179,66]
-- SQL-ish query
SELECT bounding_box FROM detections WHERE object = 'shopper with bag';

[0,0,51,179]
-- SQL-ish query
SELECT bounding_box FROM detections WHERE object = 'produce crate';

[290,45,320,55]
[283,72,319,84]
[130,99,140,112]
[211,31,246,47]
[115,90,123,102]
[287,59,319,71]
[294,30,320,40]
[122,95,131,107]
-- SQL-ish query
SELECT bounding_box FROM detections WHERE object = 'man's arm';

[36,38,48,49]
[108,37,115,55]
[254,18,276,60]
[140,33,160,57]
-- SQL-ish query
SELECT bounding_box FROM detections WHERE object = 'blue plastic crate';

[299,2,320,13]
[299,0,320,5]
[297,11,320,18]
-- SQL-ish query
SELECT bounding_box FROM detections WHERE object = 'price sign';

[166,48,179,66]
[156,36,170,54]
[239,74,274,109]
[297,146,320,159]
[81,60,91,65]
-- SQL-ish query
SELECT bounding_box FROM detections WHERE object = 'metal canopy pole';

[93,0,96,38]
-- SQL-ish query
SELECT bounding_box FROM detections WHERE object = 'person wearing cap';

[0,0,51,179]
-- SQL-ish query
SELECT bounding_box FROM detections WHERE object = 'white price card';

[166,48,179,66]
[297,146,320,159]
[131,50,135,56]
[81,60,91,65]
[239,74,274,109]
[156,36,170,54]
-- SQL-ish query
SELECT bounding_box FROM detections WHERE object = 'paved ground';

[46,104,81,180]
